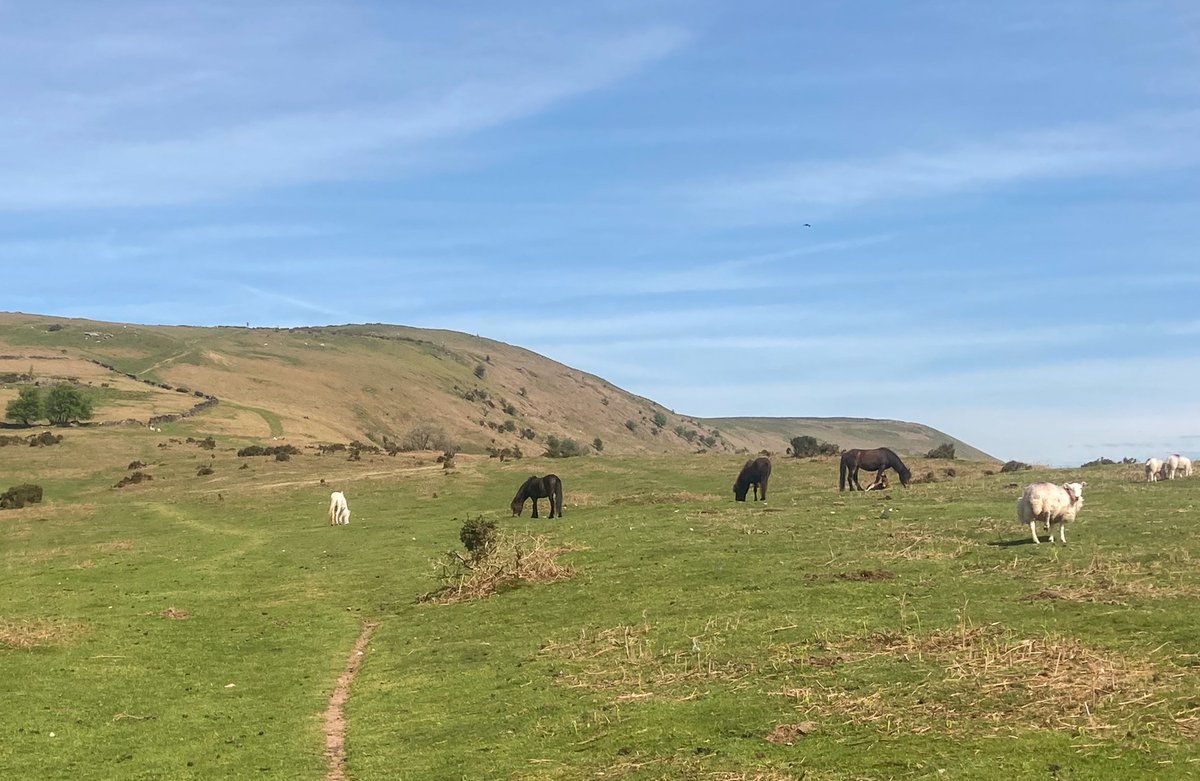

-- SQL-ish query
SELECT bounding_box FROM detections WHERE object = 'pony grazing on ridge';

[511,474,563,519]
[733,457,772,502]
[839,447,912,492]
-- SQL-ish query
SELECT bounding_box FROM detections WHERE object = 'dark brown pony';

[839,447,911,491]
[733,457,771,502]
[511,474,563,518]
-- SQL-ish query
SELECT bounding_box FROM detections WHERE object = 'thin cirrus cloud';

[0,17,691,210]
[686,112,1200,219]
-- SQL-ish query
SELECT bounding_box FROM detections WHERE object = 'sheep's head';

[1063,482,1085,504]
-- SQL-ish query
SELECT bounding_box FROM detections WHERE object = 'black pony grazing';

[839,447,912,492]
[733,457,772,502]
[510,474,564,519]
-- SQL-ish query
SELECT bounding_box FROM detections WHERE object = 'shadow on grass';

[987,537,1042,547]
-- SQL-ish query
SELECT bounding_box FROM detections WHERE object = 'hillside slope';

[0,312,991,459]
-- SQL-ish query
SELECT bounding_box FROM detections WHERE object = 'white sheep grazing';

[1164,454,1192,480]
[328,491,350,526]
[1145,458,1164,482]
[1016,481,1085,544]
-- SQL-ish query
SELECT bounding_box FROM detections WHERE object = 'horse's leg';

[760,477,767,501]
[531,497,540,518]
[849,465,862,491]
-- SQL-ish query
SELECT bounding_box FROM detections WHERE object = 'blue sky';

[2,1,1198,464]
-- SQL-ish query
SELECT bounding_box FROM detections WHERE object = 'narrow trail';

[324,621,379,781]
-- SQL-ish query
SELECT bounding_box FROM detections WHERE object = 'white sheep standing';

[1145,458,1164,482]
[1164,454,1193,480]
[1016,481,1085,544]
[328,491,350,526]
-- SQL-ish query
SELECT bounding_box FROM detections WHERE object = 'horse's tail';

[555,477,564,517]
[838,456,847,491]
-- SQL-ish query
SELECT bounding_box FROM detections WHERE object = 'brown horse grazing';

[511,474,563,518]
[839,447,911,491]
[733,457,772,502]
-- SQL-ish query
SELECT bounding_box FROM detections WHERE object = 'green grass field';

[2,434,1198,780]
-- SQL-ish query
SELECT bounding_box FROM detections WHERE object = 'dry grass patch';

[777,621,1198,741]
[541,621,755,698]
[0,619,87,649]
[159,607,190,620]
[1022,550,1200,605]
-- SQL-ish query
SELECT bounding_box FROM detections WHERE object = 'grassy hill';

[0,312,991,460]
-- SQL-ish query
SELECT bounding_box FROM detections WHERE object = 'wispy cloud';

[686,112,1200,220]
[0,4,690,210]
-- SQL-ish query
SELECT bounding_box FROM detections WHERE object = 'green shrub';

[652,411,668,429]
[114,472,153,488]
[925,442,956,459]
[545,435,587,458]
[1000,460,1031,473]
[592,437,604,452]
[0,483,43,509]
[789,435,839,457]
[459,517,498,561]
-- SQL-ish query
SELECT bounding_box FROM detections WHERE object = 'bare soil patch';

[805,569,897,583]
[764,721,818,745]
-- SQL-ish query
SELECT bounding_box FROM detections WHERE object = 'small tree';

[5,387,43,425]
[401,422,456,452]
[592,437,604,452]
[45,384,93,425]
[790,435,840,457]
[925,442,956,459]
[652,411,668,429]
[473,363,487,380]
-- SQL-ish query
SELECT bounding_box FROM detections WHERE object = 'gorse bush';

[925,442,956,459]
[1000,460,1032,473]
[237,444,299,458]
[459,517,498,561]
[789,435,840,457]
[545,435,587,458]
[0,483,43,509]
[114,472,153,488]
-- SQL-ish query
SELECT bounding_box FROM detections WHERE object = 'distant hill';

[0,312,993,460]
[703,416,995,461]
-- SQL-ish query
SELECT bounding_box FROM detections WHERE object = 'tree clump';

[789,435,840,457]
[400,422,456,452]
[545,435,587,458]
